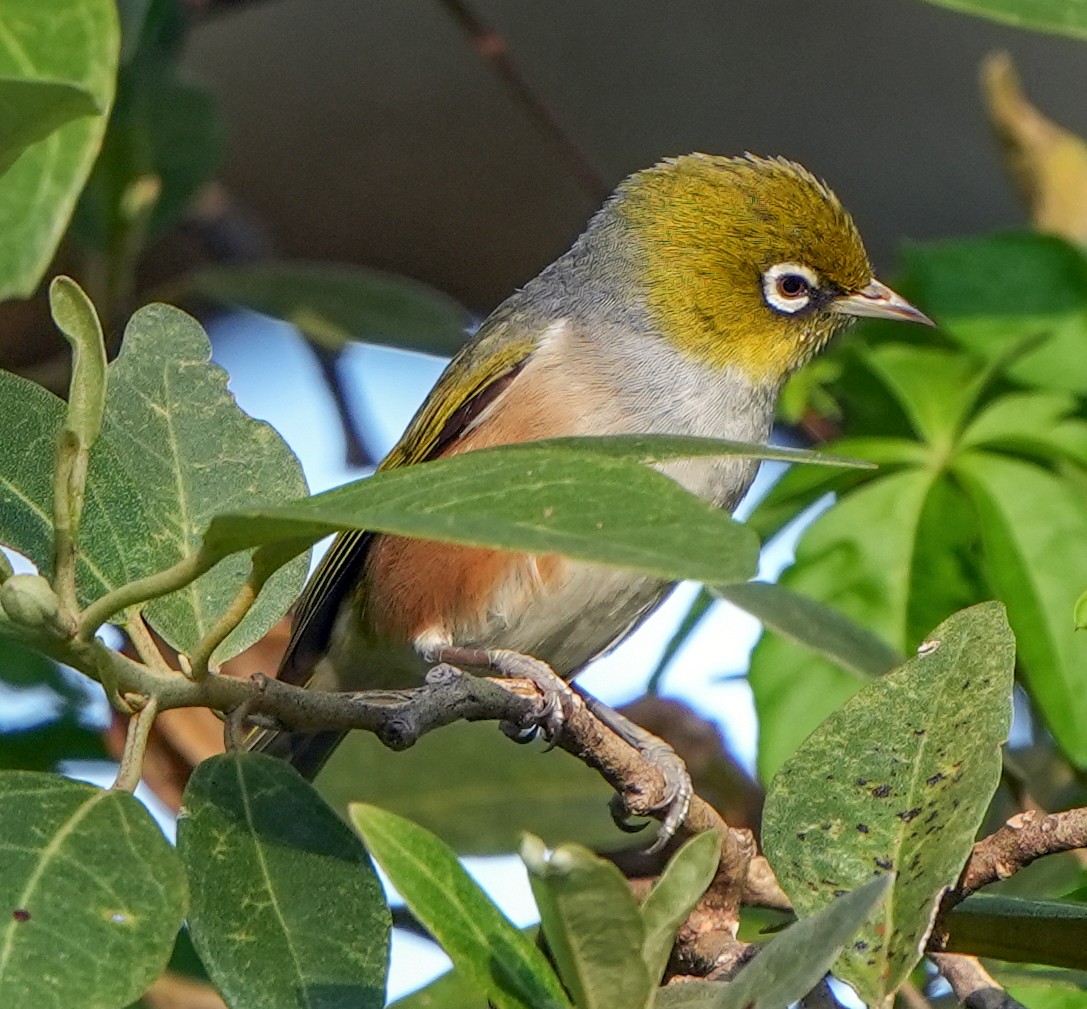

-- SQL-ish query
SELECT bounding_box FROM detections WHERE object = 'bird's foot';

[582,694,693,854]
[434,646,576,742]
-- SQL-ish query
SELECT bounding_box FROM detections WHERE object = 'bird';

[248,153,932,840]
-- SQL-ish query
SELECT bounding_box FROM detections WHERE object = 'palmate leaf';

[0,0,118,298]
[100,303,309,661]
[954,451,1087,766]
[762,603,1014,1006]
[749,468,943,780]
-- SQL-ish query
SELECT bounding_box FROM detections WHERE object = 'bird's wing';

[277,312,539,684]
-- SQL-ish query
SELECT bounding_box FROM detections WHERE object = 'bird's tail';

[244,726,347,782]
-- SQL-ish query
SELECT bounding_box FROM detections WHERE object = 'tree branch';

[931,954,1027,1009]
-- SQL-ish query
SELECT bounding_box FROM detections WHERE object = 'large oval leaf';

[188,262,472,355]
[0,369,155,606]
[203,436,780,586]
[100,303,309,660]
[0,771,185,1009]
[178,753,389,1009]
[0,0,118,298]
[762,602,1015,1006]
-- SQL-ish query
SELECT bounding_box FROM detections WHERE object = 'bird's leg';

[432,645,576,741]
[431,645,692,851]
[577,689,693,854]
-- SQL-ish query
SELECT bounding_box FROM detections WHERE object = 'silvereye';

[249,154,931,834]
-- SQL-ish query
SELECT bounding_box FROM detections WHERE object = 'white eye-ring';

[762,262,820,315]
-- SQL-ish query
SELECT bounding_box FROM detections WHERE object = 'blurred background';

[3,0,1086,1003]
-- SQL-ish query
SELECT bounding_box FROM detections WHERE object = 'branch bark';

[952,807,1087,901]
[931,954,1027,1009]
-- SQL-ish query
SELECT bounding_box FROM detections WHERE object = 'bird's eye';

[762,262,820,316]
[776,274,808,298]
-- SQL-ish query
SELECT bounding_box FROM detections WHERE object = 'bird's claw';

[489,649,575,743]
[434,646,576,745]
[608,741,693,854]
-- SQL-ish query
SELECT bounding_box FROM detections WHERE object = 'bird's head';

[612,153,932,383]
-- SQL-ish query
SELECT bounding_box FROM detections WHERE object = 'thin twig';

[78,548,219,641]
[126,613,175,674]
[188,569,261,680]
[931,954,1027,1009]
[898,980,933,1009]
[436,0,608,202]
[113,696,159,792]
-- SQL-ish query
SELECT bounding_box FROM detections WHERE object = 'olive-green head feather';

[611,153,924,382]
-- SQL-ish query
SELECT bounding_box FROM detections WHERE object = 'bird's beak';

[832,279,935,326]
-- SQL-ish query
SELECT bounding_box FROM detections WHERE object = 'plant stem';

[113,696,159,792]
[77,547,219,641]
[51,429,80,614]
[187,569,260,680]
[126,613,174,674]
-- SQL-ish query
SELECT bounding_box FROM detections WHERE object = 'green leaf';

[0,369,155,606]
[178,753,389,1009]
[202,434,860,588]
[745,436,920,542]
[522,835,651,1009]
[959,391,1080,463]
[73,52,222,247]
[716,581,902,680]
[389,967,488,1009]
[901,234,1087,394]
[318,722,621,856]
[999,966,1087,1009]
[0,0,118,299]
[954,451,1087,766]
[0,771,186,1009]
[653,876,893,1009]
[0,78,100,177]
[749,468,937,780]
[100,303,309,660]
[640,831,721,984]
[863,344,981,447]
[50,276,107,446]
[350,804,571,1009]
[919,0,1087,39]
[761,602,1015,1006]
[188,263,473,356]
[1076,588,1087,631]
[946,894,1087,970]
